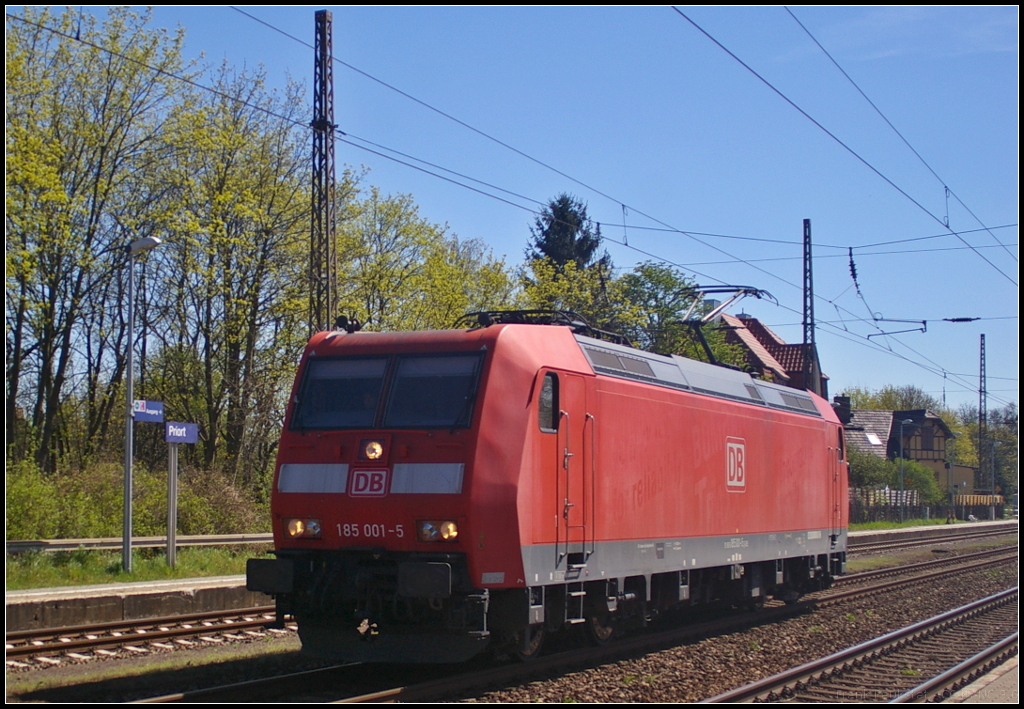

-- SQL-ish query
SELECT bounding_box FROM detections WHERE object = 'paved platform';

[949,657,1019,704]
[5,575,267,632]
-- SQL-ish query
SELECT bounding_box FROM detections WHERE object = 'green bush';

[848,448,943,505]
[5,459,270,540]
[176,468,269,535]
[5,460,61,539]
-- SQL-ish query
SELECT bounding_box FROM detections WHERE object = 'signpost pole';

[164,421,197,568]
[167,441,179,568]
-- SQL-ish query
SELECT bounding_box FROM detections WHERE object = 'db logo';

[726,438,746,492]
[349,469,389,497]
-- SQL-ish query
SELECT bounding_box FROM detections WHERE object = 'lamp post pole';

[124,237,161,573]
[898,418,913,524]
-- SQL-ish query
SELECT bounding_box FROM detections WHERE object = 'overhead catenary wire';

[230,5,1017,305]
[670,6,1017,288]
[7,9,1014,406]
[5,9,998,398]
[647,242,1018,269]
[784,6,1018,264]
[566,222,1018,250]
[227,5,1020,332]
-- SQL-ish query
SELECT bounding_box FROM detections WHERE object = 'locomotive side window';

[538,372,559,433]
[383,354,483,429]
[292,358,387,429]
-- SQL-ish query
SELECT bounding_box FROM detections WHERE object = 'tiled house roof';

[742,318,786,347]
[719,313,827,394]
[844,409,894,458]
[766,343,809,372]
[719,313,789,383]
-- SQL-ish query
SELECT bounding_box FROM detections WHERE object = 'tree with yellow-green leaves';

[521,257,627,332]
[145,63,311,485]
[336,186,517,332]
[6,8,523,533]
[6,7,188,472]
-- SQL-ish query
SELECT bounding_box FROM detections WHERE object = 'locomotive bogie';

[248,323,848,662]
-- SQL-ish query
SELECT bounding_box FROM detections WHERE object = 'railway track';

[704,588,1018,703]
[7,540,1015,673]
[133,546,1017,703]
[5,607,289,666]
[848,523,1016,555]
[835,546,1018,587]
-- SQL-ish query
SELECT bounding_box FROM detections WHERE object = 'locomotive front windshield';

[292,353,483,430]
[292,358,387,428]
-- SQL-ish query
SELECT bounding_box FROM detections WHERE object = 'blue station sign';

[165,422,199,445]
[133,400,165,423]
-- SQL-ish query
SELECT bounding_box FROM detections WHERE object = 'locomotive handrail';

[561,410,574,533]
[587,412,597,560]
[556,409,568,565]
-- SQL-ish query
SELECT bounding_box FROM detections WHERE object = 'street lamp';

[898,418,914,524]
[124,236,161,573]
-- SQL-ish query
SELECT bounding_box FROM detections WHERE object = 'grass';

[5,545,274,590]
[849,517,960,531]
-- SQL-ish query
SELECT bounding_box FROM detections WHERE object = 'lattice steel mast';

[978,334,988,492]
[310,9,337,334]
[802,218,822,397]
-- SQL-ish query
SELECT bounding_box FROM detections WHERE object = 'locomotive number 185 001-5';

[337,523,404,539]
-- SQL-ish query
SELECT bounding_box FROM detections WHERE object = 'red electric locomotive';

[247,312,848,662]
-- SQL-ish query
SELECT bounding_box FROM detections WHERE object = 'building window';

[921,427,934,451]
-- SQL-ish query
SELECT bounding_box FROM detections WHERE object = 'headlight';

[417,520,459,542]
[360,438,385,460]
[284,517,322,539]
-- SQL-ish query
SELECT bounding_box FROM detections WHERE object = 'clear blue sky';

[67,7,1020,411]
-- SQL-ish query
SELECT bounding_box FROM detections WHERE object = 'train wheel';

[512,624,545,661]
[585,611,615,646]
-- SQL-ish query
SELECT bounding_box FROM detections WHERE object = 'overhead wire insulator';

[848,247,861,296]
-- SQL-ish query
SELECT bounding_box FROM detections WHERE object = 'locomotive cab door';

[556,373,590,570]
